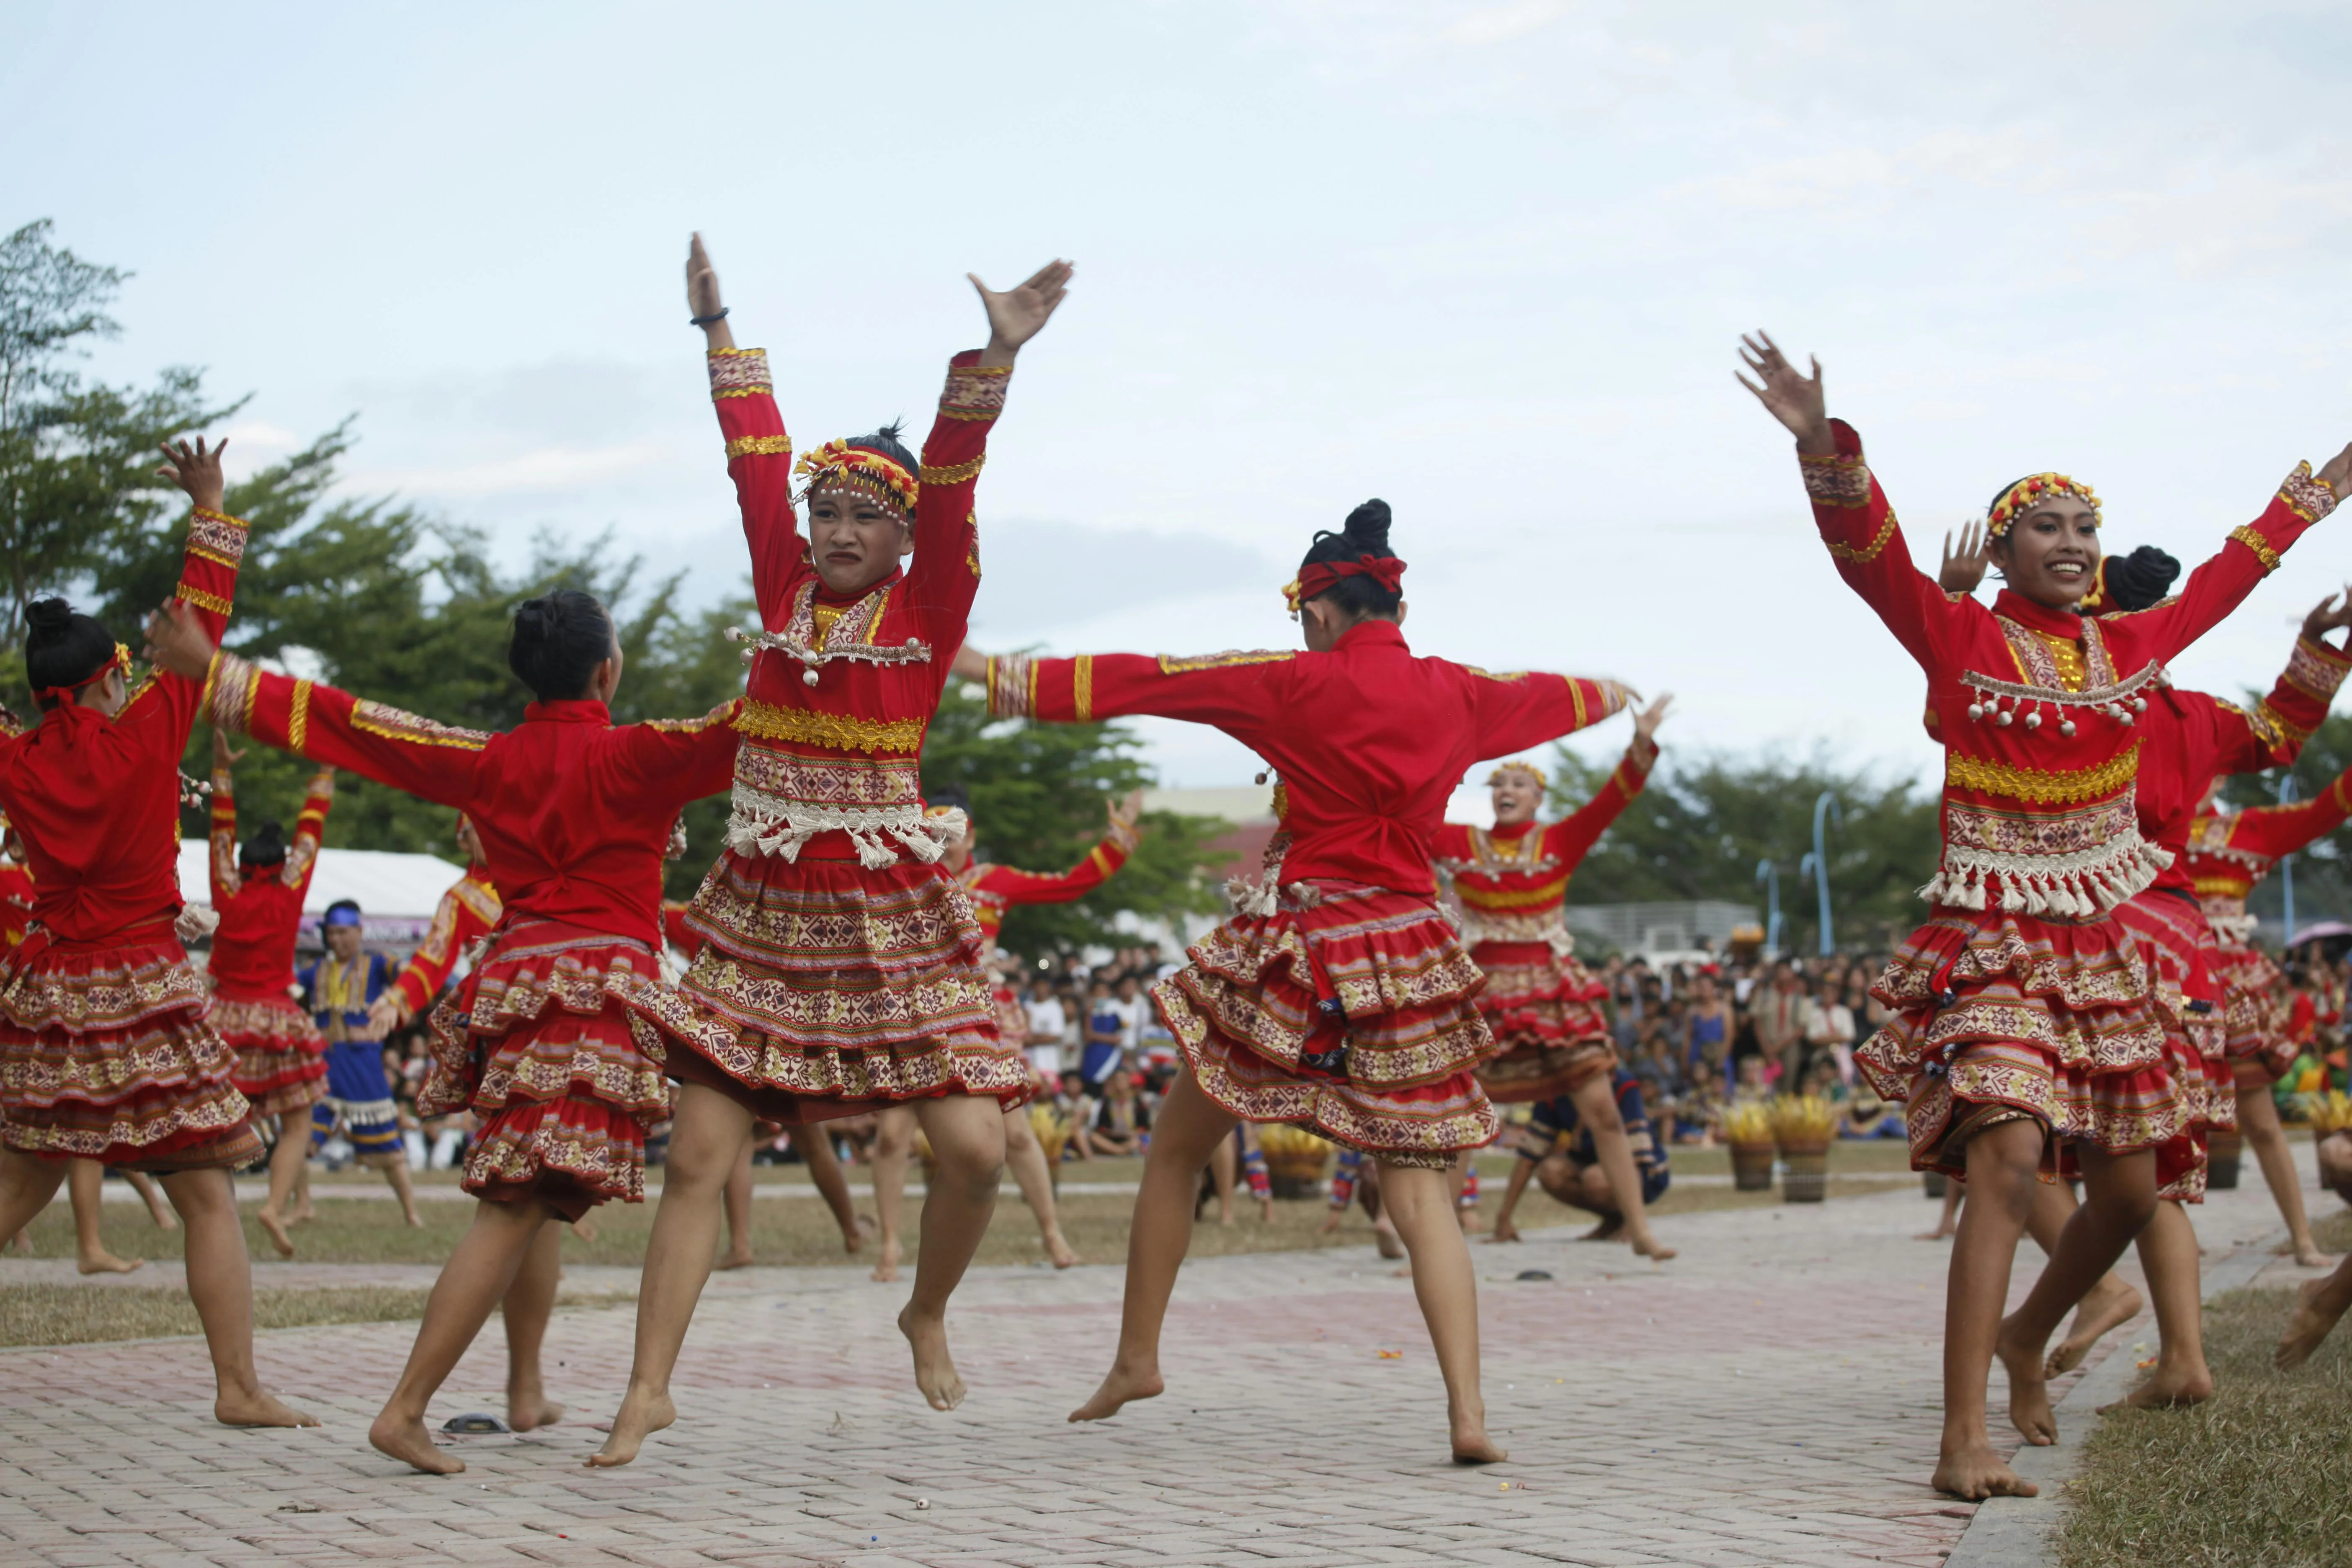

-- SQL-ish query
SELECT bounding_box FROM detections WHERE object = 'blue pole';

[2280,774,2300,949]
[1754,859,1783,957]
[1801,791,1843,957]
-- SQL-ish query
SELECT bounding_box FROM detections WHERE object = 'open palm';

[1735,332,1829,450]
[971,259,1074,353]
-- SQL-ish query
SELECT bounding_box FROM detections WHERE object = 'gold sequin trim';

[1945,740,2140,806]
[925,454,985,486]
[288,680,312,752]
[726,435,793,458]
[1824,512,1899,564]
[2229,524,2282,573]
[1156,650,1296,674]
[1074,655,1094,722]
[733,699,925,755]
[175,583,232,616]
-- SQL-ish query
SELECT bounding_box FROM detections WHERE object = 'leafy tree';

[922,679,1227,955]
[1549,743,1942,954]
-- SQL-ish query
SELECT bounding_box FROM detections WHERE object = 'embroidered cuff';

[205,652,261,735]
[708,348,771,400]
[940,359,1011,421]
[2280,461,2339,525]
[985,653,1036,718]
[188,508,250,567]
[1799,450,1871,509]
[2286,635,2352,703]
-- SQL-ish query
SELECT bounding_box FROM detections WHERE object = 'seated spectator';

[1055,1070,1097,1161]
[1083,1067,1150,1158]
[1675,1060,1726,1145]
[1839,1091,1904,1139]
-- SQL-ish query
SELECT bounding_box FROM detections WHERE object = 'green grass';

[2055,1210,2352,1568]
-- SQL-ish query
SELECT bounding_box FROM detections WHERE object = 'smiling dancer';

[1434,699,1675,1261]
[148,576,742,1473]
[862,786,1143,1279]
[1741,330,2352,1498]
[959,497,1636,1463]
[590,237,1068,1467]
[206,731,336,1258]
[0,438,314,1429]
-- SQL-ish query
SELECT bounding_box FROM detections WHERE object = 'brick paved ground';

[0,1150,2319,1567]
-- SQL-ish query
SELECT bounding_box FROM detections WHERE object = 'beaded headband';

[1986,473,2101,539]
[795,440,918,518]
[1488,760,1547,790]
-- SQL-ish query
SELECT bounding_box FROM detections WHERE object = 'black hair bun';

[1342,499,1392,554]
[26,598,73,639]
[2104,545,2181,613]
[240,820,288,869]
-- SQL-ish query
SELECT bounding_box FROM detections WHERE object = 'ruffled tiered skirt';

[2210,939,2295,1084]
[622,848,1029,1124]
[2113,890,2232,1202]
[1465,938,1615,1102]
[1154,881,1498,1168]
[1857,906,2192,1189]
[212,990,327,1120]
[422,918,675,1219]
[0,926,260,1169]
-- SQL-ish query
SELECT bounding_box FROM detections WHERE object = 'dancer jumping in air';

[592,236,1070,1467]
[864,785,1143,1279]
[1434,701,1675,1260]
[958,497,1637,1464]
[206,731,337,1258]
[0,437,314,1429]
[146,582,742,1474]
[1740,329,2352,1498]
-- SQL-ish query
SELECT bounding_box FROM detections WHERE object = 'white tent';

[178,841,464,946]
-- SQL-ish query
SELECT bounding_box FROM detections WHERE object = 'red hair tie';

[1289,555,1407,610]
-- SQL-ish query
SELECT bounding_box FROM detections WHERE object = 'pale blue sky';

[14,0,2352,789]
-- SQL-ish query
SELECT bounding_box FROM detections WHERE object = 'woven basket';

[1778,1140,1829,1203]
[1261,1127,1334,1199]
[1728,1141,1776,1192]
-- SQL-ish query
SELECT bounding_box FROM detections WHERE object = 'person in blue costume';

[299,900,422,1225]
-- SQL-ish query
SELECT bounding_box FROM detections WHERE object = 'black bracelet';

[689,307,730,327]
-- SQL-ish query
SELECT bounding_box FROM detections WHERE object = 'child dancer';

[145,584,742,1473]
[594,237,1070,1464]
[960,497,1637,1462]
[1739,330,2352,1498]
[0,438,313,1428]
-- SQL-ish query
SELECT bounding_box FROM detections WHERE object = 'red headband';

[1286,555,1407,612]
[34,643,132,704]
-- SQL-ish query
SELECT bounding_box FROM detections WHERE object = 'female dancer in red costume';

[1435,700,1674,1259]
[368,817,500,1039]
[148,584,741,1473]
[2189,761,2352,1273]
[1740,330,2352,1499]
[593,239,1069,1465]
[865,788,1143,1278]
[0,438,314,1429]
[206,731,336,1258]
[959,498,1636,1463]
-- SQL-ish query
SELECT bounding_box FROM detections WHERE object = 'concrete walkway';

[0,1148,2325,1566]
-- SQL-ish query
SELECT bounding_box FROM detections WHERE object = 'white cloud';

[349,441,671,498]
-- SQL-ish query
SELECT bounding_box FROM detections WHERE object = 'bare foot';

[2044,1278,2143,1378]
[76,1250,144,1276]
[1045,1232,1081,1269]
[899,1305,967,1411]
[369,1410,463,1473]
[149,1209,181,1233]
[288,1202,316,1225]
[1450,1404,1506,1465]
[870,1238,902,1284]
[585,1387,675,1467]
[1256,1197,1274,1224]
[1069,1360,1164,1422]
[2289,1239,2336,1269]
[402,1204,425,1229]
[1932,1438,2037,1500]
[2104,1362,2214,1411]
[508,1391,565,1432]
[840,1215,874,1256]
[1580,1215,1627,1243]
[257,1209,295,1260]
[1630,1231,1677,1262]
[1915,1224,1957,1241]
[1373,1217,1405,1261]
[569,1218,597,1242]
[714,1247,754,1271]
[1458,1208,1486,1235]
[216,1387,320,1429]
[1996,1315,2057,1446]
[2277,1277,2351,1370]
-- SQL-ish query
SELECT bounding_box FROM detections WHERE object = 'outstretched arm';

[976,647,1287,747]
[2135,453,2352,664]
[971,790,1145,910]
[1546,695,1669,872]
[690,234,802,624]
[129,438,248,740]
[286,764,335,897]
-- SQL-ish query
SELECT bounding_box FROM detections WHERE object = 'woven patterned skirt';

[2113,890,2233,1203]
[1155,881,1498,1169]
[621,848,1030,1125]
[1857,906,2192,1188]
[0,926,260,1170]
[212,990,328,1121]
[1465,937,1615,1103]
[423,918,675,1220]
[2209,938,2295,1084]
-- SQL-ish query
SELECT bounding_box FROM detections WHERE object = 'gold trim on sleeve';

[2228,523,2283,574]
[725,435,793,458]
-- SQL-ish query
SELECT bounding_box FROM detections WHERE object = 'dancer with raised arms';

[1739,330,2352,1498]
[146,581,742,1474]
[957,498,1637,1464]
[591,237,1070,1467]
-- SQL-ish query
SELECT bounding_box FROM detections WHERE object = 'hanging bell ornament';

[2023,710,2041,730]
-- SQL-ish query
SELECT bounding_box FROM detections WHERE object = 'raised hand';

[2321,442,2352,500]
[366,993,408,1042]
[156,436,228,514]
[972,260,1074,366]
[686,232,734,350]
[1109,788,1146,831]
[212,728,247,769]
[2301,587,2352,647]
[1633,692,1674,748]
[143,597,217,680]
[1735,332,1833,455]
[1939,521,1991,595]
